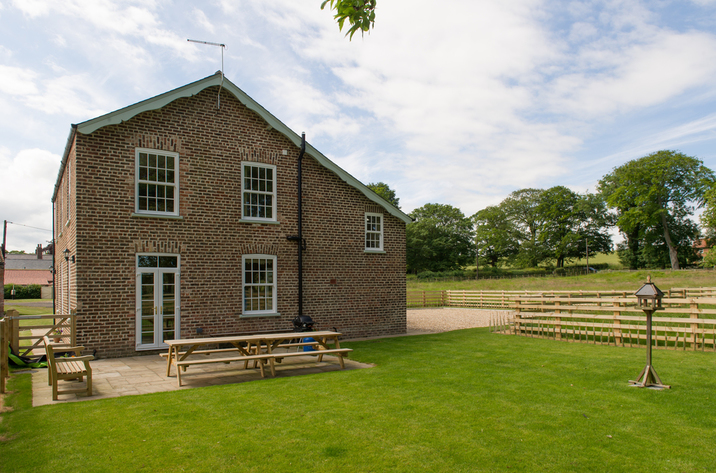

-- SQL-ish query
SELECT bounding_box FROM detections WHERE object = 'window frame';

[241,162,277,223]
[365,212,384,252]
[135,148,179,217]
[241,254,279,317]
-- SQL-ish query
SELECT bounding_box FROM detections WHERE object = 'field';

[571,251,622,268]
[408,268,716,292]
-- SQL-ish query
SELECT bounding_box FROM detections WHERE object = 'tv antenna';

[187,39,226,109]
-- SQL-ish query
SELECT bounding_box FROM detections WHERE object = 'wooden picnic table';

[164,331,351,386]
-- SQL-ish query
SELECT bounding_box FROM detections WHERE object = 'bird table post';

[629,276,671,389]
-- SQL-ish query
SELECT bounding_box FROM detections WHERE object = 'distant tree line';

[379,150,716,273]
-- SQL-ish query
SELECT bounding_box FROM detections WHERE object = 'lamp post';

[630,276,670,389]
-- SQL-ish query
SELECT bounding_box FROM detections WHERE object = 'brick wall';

[60,86,406,358]
[1,252,4,315]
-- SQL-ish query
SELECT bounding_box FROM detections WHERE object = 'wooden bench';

[43,336,94,401]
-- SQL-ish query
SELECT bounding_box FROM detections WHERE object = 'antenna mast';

[187,39,226,109]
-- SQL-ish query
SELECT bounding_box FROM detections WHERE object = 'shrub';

[4,284,41,299]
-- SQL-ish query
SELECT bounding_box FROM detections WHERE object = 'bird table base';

[629,364,670,389]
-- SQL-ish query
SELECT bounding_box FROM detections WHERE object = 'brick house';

[52,73,410,358]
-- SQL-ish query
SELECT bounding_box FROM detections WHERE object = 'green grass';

[2,329,716,472]
[409,269,716,292]
[571,251,623,268]
[4,300,53,316]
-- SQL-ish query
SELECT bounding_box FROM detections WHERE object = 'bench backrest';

[42,336,60,373]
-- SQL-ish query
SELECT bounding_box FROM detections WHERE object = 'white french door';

[136,254,180,350]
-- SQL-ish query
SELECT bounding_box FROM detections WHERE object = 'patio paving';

[32,352,373,406]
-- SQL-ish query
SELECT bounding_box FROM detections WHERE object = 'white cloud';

[547,31,716,116]
[0,147,59,251]
[0,65,38,95]
[11,0,51,17]
[192,8,215,33]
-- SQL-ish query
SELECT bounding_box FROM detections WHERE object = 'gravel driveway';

[407,307,513,334]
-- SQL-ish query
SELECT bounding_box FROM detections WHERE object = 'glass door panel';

[162,272,177,343]
[141,273,155,346]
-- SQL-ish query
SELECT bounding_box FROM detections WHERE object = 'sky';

[2,0,716,252]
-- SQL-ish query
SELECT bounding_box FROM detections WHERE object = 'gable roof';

[4,269,53,286]
[4,254,53,271]
[53,73,411,223]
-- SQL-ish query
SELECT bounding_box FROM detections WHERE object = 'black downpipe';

[288,133,306,318]
[52,202,56,315]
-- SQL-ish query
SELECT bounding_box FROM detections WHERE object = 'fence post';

[72,313,77,347]
[6,309,19,355]
[1,318,7,394]
[555,298,562,341]
[514,298,522,336]
[613,301,622,346]
[690,299,699,351]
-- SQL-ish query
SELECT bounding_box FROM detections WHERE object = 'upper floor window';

[365,213,384,252]
[242,163,276,222]
[136,148,178,216]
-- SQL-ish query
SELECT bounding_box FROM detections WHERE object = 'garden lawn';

[2,328,716,472]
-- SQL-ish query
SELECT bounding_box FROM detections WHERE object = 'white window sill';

[239,219,280,225]
[135,345,168,351]
[240,312,282,318]
[131,213,184,220]
[365,249,386,254]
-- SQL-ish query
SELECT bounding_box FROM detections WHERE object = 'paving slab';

[32,352,373,406]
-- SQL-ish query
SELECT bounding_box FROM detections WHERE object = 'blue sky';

[2,0,716,252]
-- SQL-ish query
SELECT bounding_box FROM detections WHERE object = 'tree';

[406,203,475,273]
[367,182,400,209]
[700,183,716,241]
[321,0,376,39]
[471,205,519,268]
[537,187,613,267]
[598,150,714,269]
[501,188,548,268]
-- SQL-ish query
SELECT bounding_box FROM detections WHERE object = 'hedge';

[4,284,42,299]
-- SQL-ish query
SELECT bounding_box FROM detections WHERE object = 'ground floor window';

[242,254,276,315]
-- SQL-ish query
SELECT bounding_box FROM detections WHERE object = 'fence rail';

[408,289,637,309]
[407,291,446,308]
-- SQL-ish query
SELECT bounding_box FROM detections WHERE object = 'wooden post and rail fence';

[495,294,716,351]
[1,311,77,394]
[408,288,716,352]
